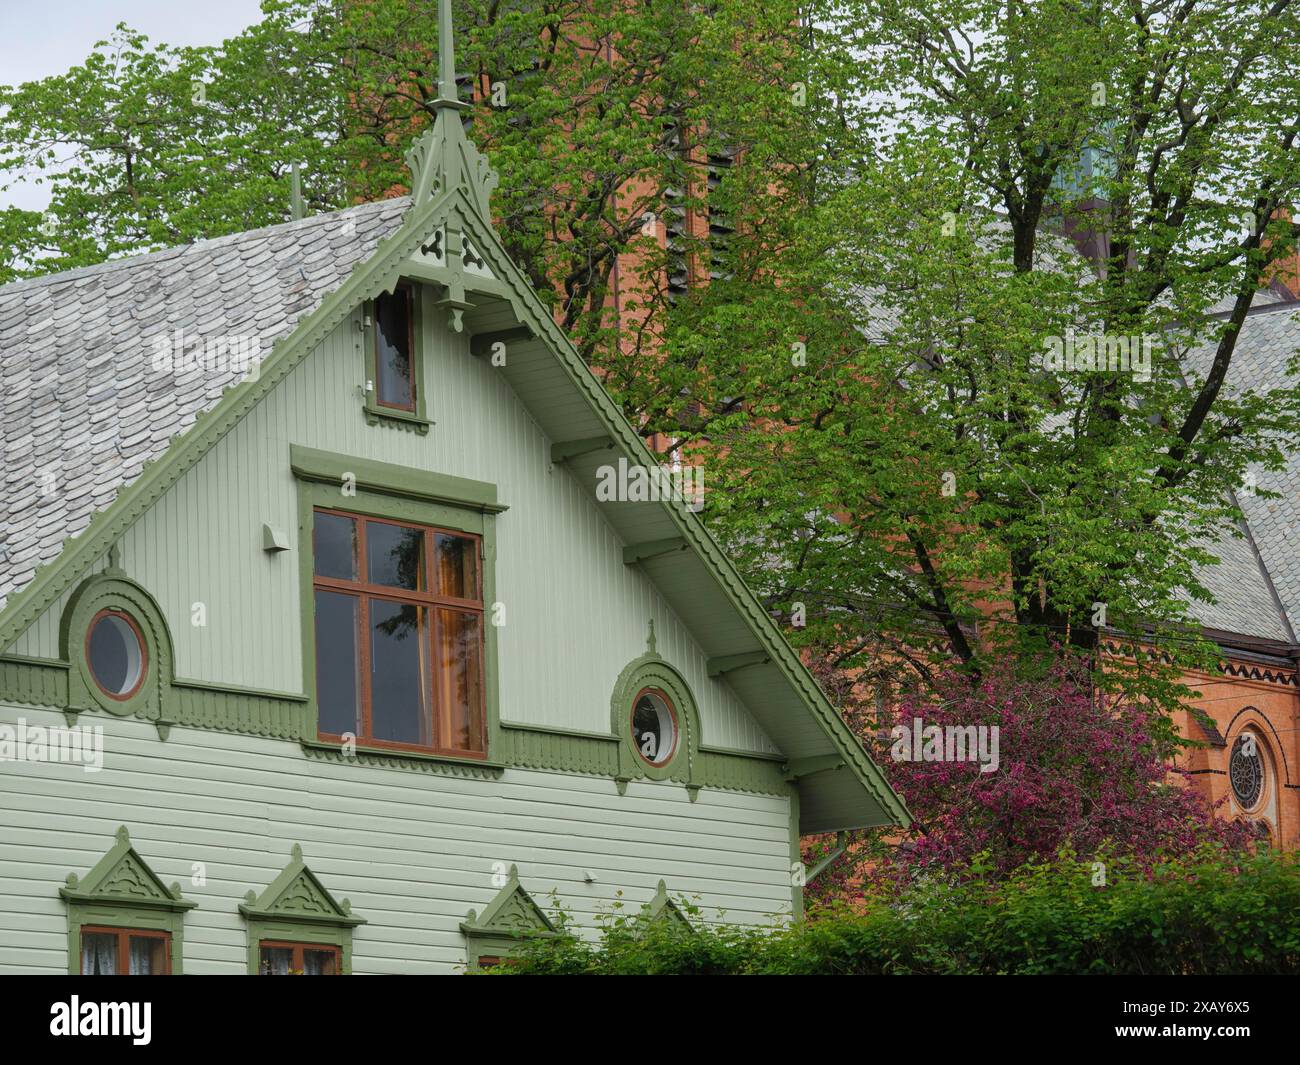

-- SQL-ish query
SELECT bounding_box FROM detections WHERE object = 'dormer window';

[374,284,415,410]
[363,283,430,433]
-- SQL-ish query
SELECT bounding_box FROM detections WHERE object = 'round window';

[1229,733,1264,809]
[631,688,678,767]
[86,610,147,700]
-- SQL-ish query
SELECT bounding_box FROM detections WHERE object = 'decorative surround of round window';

[631,687,678,767]
[85,609,148,701]
[609,635,700,789]
[1229,733,1265,810]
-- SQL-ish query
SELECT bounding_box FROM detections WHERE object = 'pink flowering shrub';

[810,659,1248,891]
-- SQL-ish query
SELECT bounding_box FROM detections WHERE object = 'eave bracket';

[783,754,847,782]
[470,326,535,359]
[707,651,771,677]
[622,538,689,565]
[551,435,616,464]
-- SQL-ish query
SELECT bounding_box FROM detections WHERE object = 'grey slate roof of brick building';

[0,196,410,614]
[1185,514,1293,643]
[1183,301,1300,642]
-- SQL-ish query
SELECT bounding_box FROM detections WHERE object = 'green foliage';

[0,14,344,280]
[673,0,1300,723]
[0,0,810,371]
[489,892,757,976]
[494,848,1300,975]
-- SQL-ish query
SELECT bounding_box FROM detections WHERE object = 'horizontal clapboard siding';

[0,705,793,974]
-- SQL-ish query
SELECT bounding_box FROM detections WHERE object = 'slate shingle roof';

[1184,302,1300,640]
[0,197,410,614]
[1186,514,1293,643]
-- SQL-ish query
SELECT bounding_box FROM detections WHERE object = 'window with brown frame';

[258,940,341,975]
[79,927,171,975]
[631,687,679,767]
[373,284,415,411]
[312,508,486,757]
[85,608,148,701]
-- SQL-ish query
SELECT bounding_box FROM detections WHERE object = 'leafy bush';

[848,661,1250,887]
[492,848,1300,975]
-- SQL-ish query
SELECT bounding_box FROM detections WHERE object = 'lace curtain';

[128,937,159,975]
[81,933,117,976]
[261,947,293,975]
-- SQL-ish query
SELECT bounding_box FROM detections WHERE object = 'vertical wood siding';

[5,555,108,660]
[98,300,776,753]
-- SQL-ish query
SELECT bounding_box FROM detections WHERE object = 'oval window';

[86,610,147,700]
[631,688,678,767]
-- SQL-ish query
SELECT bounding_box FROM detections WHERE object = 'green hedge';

[494,848,1300,975]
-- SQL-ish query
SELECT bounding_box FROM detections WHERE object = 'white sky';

[0,0,267,211]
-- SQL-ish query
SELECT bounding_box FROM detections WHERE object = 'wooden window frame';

[610,653,699,786]
[79,926,172,975]
[293,448,505,768]
[630,685,680,768]
[84,608,149,702]
[257,939,343,976]
[473,954,524,971]
[312,507,488,759]
[363,284,430,433]
[372,283,417,412]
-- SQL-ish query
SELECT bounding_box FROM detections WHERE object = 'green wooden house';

[0,4,907,975]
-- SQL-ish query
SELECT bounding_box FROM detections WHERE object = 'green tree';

[0,13,344,280]
[0,0,811,369]
[666,0,1300,728]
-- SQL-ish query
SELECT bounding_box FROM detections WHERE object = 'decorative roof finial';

[403,0,498,214]
[437,0,460,108]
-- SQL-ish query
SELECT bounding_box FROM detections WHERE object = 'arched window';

[610,626,702,789]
